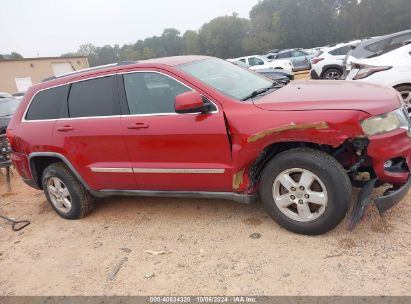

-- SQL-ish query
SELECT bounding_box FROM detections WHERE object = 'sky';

[0,0,257,58]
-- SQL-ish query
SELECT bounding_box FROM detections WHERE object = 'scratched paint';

[232,168,245,190]
[247,122,329,143]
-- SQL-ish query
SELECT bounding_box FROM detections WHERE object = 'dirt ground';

[0,167,410,296]
[1,72,410,296]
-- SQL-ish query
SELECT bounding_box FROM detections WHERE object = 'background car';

[272,49,312,71]
[344,29,411,75]
[0,92,13,98]
[255,68,294,84]
[232,55,294,73]
[345,43,411,112]
[311,41,361,79]
[229,60,294,84]
[0,97,20,134]
[12,92,26,101]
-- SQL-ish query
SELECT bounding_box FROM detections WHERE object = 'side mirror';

[175,91,210,114]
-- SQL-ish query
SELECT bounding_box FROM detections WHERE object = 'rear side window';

[277,52,292,59]
[68,76,120,118]
[364,38,389,53]
[248,57,264,66]
[25,85,69,120]
[329,45,351,56]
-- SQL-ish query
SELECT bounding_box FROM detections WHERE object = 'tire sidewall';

[260,149,351,235]
[42,164,84,219]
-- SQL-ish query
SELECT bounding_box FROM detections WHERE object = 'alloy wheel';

[47,177,72,213]
[272,168,328,222]
[400,90,411,112]
[324,71,341,80]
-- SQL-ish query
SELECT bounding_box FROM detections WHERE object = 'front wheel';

[259,148,351,235]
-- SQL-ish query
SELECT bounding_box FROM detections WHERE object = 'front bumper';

[367,129,411,185]
[375,176,411,214]
[348,129,411,229]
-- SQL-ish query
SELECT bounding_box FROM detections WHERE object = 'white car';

[310,41,361,80]
[232,55,294,73]
[345,43,411,110]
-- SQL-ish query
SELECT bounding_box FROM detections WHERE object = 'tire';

[321,68,342,80]
[42,162,94,219]
[259,147,351,235]
[394,85,411,112]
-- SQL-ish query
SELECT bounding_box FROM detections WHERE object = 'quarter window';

[123,72,191,115]
[25,85,69,120]
[68,76,120,118]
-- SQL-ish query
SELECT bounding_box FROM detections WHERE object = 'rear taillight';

[6,129,21,152]
[6,129,14,149]
[311,57,324,64]
[353,65,392,80]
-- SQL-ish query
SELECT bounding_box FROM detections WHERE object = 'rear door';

[118,70,233,192]
[292,50,310,70]
[53,75,135,190]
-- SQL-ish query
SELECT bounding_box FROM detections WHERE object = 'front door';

[119,71,233,192]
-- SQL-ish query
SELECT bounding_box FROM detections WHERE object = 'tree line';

[3,0,411,65]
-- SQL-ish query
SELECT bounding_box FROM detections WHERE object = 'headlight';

[361,108,410,136]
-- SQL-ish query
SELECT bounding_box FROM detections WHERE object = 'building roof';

[0,56,88,62]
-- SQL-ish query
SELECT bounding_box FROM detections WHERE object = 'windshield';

[178,58,273,100]
[0,98,20,117]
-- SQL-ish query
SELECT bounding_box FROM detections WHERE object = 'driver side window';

[123,72,191,115]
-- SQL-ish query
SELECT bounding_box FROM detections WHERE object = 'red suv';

[7,56,411,235]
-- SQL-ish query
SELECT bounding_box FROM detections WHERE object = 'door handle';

[57,125,74,132]
[127,122,149,130]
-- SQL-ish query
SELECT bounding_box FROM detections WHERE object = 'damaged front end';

[341,134,411,230]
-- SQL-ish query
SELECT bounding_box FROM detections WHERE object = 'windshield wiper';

[241,82,281,101]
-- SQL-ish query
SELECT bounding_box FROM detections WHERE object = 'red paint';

[6,56,411,194]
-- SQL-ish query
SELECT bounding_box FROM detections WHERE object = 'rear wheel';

[259,148,351,235]
[322,68,342,80]
[42,162,94,219]
[395,85,411,113]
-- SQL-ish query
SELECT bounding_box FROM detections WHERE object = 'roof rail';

[41,61,137,82]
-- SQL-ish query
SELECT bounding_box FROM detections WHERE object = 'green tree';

[183,30,201,54]
[198,14,249,58]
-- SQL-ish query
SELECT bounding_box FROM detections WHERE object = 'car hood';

[252,80,401,116]
[0,116,11,134]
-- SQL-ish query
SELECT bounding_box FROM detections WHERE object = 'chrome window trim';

[22,70,219,123]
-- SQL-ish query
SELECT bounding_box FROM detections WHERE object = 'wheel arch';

[29,152,90,190]
[320,64,343,78]
[247,141,345,191]
[393,83,411,89]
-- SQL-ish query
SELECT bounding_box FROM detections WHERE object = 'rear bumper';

[310,69,320,79]
[10,151,36,188]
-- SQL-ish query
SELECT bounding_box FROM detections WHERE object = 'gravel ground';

[0,169,410,296]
